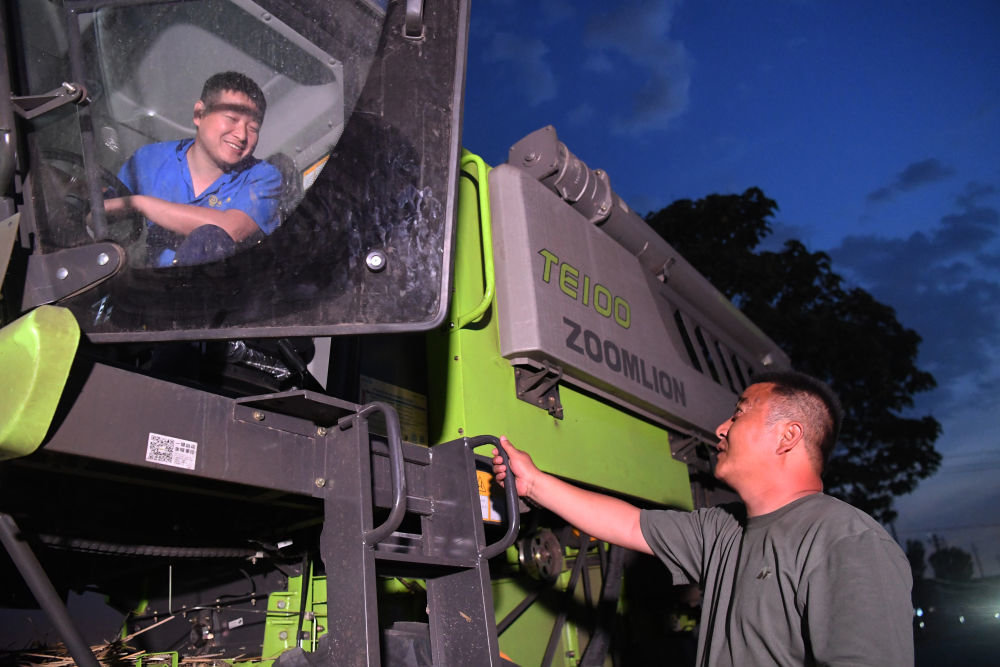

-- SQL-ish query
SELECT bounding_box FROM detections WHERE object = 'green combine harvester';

[0,1,788,665]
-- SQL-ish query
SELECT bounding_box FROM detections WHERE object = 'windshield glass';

[14,0,462,340]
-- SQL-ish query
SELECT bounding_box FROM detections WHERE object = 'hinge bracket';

[514,362,564,419]
[11,82,88,120]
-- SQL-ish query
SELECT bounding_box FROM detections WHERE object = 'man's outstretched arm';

[493,437,652,555]
[105,195,259,242]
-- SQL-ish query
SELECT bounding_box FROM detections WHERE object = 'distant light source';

[915,607,924,617]
[959,615,965,623]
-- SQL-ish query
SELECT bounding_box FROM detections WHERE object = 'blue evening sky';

[463,0,1000,574]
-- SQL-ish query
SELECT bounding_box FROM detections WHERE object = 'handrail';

[352,402,407,547]
[454,152,496,329]
[467,435,520,560]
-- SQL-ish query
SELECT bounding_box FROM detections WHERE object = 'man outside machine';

[106,71,283,267]
[493,370,914,666]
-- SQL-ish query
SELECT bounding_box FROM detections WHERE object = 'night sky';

[462,0,1000,575]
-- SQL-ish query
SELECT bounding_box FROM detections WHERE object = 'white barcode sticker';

[146,433,198,470]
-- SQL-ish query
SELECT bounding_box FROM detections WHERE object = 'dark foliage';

[929,535,974,581]
[906,539,927,580]
[646,188,941,522]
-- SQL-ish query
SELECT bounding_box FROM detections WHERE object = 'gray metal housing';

[489,162,789,442]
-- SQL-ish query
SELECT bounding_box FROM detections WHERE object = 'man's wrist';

[521,469,551,505]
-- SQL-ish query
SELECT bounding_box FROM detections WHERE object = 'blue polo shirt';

[117,138,283,266]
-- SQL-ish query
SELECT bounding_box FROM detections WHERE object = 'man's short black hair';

[200,71,267,119]
[751,370,843,471]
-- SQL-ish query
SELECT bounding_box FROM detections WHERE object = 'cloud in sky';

[833,180,1000,409]
[866,158,957,203]
[484,33,558,107]
[584,0,691,134]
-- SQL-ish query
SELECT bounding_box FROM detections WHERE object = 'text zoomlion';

[563,316,686,407]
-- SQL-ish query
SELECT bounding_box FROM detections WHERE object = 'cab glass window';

[12,0,463,340]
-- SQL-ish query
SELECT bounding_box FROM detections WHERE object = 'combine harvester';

[0,1,787,664]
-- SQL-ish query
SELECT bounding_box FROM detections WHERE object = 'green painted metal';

[258,574,429,665]
[135,652,179,667]
[261,571,328,660]
[0,305,80,460]
[492,554,609,667]
[428,153,693,510]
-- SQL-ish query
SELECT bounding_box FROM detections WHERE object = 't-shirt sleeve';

[640,508,713,586]
[226,161,284,235]
[117,154,140,194]
[802,528,914,666]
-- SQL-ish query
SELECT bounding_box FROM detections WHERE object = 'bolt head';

[366,250,387,272]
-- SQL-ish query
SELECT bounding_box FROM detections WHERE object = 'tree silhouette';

[646,188,941,522]
[906,539,927,580]
[928,535,974,581]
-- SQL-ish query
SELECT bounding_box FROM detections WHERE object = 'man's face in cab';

[193,90,262,170]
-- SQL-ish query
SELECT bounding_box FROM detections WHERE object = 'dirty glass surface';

[15,0,463,339]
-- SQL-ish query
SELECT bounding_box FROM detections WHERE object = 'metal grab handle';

[468,435,520,560]
[353,402,407,546]
[454,152,496,329]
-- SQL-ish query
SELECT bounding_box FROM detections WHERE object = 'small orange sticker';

[476,470,492,495]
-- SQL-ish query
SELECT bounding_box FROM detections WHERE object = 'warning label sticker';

[477,470,503,523]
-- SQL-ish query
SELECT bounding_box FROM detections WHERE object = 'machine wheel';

[497,526,627,667]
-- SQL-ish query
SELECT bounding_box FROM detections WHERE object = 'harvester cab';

[6,0,460,338]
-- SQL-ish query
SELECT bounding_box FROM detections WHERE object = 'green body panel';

[135,652,179,666]
[492,554,609,667]
[0,305,80,460]
[260,573,328,661]
[429,154,693,510]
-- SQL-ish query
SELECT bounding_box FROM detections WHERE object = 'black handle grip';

[468,435,521,560]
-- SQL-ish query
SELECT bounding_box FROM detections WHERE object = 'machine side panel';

[489,164,735,441]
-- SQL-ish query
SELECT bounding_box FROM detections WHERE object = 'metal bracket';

[514,362,564,419]
[21,242,123,309]
[670,434,714,474]
[0,213,17,291]
[404,0,424,39]
[11,82,88,120]
[669,434,700,462]
[235,390,355,438]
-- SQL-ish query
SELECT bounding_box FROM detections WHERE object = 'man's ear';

[775,421,804,455]
[193,100,206,126]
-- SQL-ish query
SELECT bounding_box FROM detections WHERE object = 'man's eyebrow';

[206,102,262,122]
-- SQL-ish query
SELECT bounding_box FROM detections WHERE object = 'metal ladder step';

[317,405,519,666]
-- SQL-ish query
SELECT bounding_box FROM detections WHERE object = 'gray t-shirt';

[640,493,913,666]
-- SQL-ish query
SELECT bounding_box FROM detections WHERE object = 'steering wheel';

[37,150,145,249]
